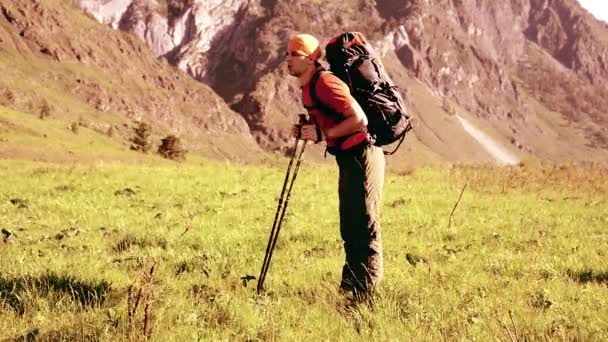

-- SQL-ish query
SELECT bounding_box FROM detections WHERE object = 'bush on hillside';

[39,100,52,119]
[0,89,16,106]
[157,135,187,161]
[130,122,152,153]
[70,122,79,134]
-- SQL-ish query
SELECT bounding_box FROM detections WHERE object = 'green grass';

[0,158,607,341]
[1,107,111,148]
[0,106,147,164]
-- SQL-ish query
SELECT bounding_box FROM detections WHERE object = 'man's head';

[286,33,321,78]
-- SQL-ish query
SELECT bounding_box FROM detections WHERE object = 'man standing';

[286,33,385,298]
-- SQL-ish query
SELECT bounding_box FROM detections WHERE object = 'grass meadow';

[0,158,607,341]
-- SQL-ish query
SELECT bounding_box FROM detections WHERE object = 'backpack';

[309,32,412,155]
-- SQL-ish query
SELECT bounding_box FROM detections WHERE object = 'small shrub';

[130,122,152,153]
[0,89,16,105]
[157,134,187,161]
[70,122,79,134]
[39,100,52,119]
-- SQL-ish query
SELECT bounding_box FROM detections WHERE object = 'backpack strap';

[383,132,405,155]
[304,69,343,123]
[382,117,412,155]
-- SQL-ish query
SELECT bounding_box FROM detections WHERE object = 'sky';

[577,0,608,23]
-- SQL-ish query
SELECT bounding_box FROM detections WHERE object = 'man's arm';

[297,73,368,142]
[324,99,367,140]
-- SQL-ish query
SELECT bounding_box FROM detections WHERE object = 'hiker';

[286,33,385,297]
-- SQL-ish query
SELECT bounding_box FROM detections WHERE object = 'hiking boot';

[339,278,355,294]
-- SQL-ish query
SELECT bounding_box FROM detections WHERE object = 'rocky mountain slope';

[2,0,607,166]
[76,0,608,165]
[0,0,262,162]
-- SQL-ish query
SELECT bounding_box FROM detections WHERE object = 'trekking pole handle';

[298,114,309,124]
[295,114,311,140]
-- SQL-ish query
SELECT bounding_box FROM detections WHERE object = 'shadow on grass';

[567,269,608,285]
[0,273,112,315]
[4,326,103,342]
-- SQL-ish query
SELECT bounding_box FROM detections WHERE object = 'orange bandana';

[287,34,322,60]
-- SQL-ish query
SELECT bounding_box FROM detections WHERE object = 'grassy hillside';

[0,0,263,162]
[1,106,132,163]
[0,103,273,166]
[1,159,606,340]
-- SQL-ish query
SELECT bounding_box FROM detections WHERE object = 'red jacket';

[301,70,368,150]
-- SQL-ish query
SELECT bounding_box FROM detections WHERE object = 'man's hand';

[292,123,323,142]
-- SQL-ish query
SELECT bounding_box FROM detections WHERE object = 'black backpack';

[309,32,412,155]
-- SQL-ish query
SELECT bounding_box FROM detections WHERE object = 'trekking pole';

[258,140,307,293]
[257,116,309,294]
[257,138,300,293]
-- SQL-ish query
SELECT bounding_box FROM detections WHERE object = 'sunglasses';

[285,51,308,58]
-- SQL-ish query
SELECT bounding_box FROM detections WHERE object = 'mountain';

[0,0,263,162]
[2,0,608,166]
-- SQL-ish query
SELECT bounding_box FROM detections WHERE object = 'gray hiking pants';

[335,144,385,293]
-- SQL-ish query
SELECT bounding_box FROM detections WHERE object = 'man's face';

[286,51,313,77]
